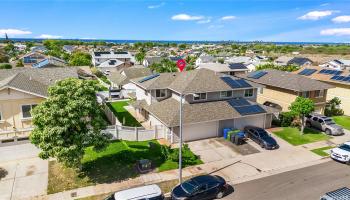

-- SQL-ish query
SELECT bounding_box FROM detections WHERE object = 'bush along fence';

[103,125,164,141]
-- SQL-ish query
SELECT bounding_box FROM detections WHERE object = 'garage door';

[234,115,265,130]
[182,121,218,142]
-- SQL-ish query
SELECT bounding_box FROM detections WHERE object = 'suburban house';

[294,67,350,115]
[91,51,134,70]
[142,56,164,67]
[275,56,313,67]
[107,66,153,97]
[197,63,249,76]
[129,68,276,143]
[274,56,293,66]
[30,46,48,53]
[0,67,78,138]
[62,45,76,54]
[237,69,334,114]
[21,51,67,68]
[195,54,216,67]
[319,59,350,70]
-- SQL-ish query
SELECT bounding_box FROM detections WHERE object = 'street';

[224,160,350,200]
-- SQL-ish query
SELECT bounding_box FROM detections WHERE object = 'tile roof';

[197,63,248,72]
[0,67,79,97]
[145,98,275,127]
[238,69,334,92]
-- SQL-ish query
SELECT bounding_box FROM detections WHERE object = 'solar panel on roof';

[298,69,317,76]
[343,77,350,82]
[234,105,266,116]
[248,71,267,79]
[236,79,252,88]
[319,69,343,75]
[221,77,241,88]
[331,75,340,80]
[138,74,160,83]
[228,98,251,107]
[336,76,346,81]
[319,69,327,73]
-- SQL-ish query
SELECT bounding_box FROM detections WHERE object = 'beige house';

[237,69,334,114]
[0,68,78,139]
[294,67,350,116]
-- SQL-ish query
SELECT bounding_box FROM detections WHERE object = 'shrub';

[325,97,344,117]
[91,67,103,77]
[0,63,12,69]
[169,144,200,165]
[279,112,295,127]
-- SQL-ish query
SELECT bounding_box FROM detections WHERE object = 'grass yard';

[107,101,142,127]
[48,140,202,194]
[273,127,331,146]
[311,146,334,157]
[333,116,350,131]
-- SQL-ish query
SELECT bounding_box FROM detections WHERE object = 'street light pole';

[179,93,183,184]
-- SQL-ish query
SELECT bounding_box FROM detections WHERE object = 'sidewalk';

[299,129,350,151]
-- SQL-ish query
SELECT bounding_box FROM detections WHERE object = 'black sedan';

[244,126,279,150]
[171,175,229,200]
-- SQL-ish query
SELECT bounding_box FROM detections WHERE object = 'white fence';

[103,125,164,141]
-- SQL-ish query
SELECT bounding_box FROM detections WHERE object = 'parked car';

[320,187,350,200]
[330,142,350,164]
[244,126,279,150]
[305,114,344,136]
[105,184,164,200]
[171,175,229,200]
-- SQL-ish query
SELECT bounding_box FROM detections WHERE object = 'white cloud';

[0,28,32,35]
[36,34,63,39]
[197,18,211,24]
[220,16,236,21]
[171,14,204,21]
[298,10,335,20]
[148,2,165,9]
[320,28,350,36]
[208,25,224,29]
[320,3,330,6]
[332,15,350,23]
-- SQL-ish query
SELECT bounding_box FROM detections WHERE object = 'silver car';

[306,114,344,136]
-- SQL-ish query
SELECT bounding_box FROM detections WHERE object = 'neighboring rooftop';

[294,66,350,86]
[238,69,334,92]
[197,63,248,72]
[108,66,153,86]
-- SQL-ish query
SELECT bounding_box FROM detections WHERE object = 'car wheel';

[325,129,332,135]
[216,191,225,199]
[260,143,265,148]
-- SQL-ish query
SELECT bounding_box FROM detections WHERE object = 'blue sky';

[1,0,350,42]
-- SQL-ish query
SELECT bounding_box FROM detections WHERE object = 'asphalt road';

[223,160,350,200]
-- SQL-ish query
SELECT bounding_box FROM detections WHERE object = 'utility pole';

[179,94,183,183]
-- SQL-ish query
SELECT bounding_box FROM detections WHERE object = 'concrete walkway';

[0,143,48,200]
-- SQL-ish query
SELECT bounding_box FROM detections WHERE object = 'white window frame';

[155,89,167,98]
[314,90,324,98]
[220,91,233,98]
[244,89,254,97]
[21,104,37,119]
[193,93,207,101]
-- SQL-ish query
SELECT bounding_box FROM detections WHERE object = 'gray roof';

[198,63,248,72]
[238,69,334,92]
[144,56,164,65]
[0,67,79,97]
[145,98,275,127]
[287,57,313,66]
[108,66,153,86]
[131,68,261,93]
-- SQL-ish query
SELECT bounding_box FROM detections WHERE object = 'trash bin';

[223,128,232,139]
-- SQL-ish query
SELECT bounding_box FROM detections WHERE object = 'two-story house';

[237,69,334,114]
[197,63,249,76]
[129,68,276,143]
[91,51,134,71]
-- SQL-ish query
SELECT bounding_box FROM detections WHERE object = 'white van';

[105,184,164,200]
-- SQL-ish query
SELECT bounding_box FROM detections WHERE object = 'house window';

[21,104,37,119]
[193,93,207,101]
[155,89,166,98]
[301,91,310,98]
[220,91,232,98]
[315,90,324,98]
[244,89,254,97]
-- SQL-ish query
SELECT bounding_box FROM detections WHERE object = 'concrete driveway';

[0,143,48,200]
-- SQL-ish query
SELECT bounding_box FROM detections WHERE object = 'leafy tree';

[179,44,187,49]
[30,78,110,168]
[149,58,177,73]
[69,52,91,66]
[0,63,12,69]
[325,97,344,117]
[25,41,34,52]
[16,60,24,67]
[218,58,225,64]
[289,97,315,134]
[256,63,300,72]
[0,53,9,63]
[135,51,145,64]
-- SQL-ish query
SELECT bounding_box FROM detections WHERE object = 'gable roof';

[108,66,153,86]
[238,69,334,92]
[0,67,79,97]
[144,56,164,65]
[98,59,124,68]
[197,63,248,72]
[287,57,313,66]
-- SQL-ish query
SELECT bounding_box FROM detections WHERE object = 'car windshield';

[257,129,269,137]
[339,144,350,152]
[324,119,335,125]
[181,180,198,194]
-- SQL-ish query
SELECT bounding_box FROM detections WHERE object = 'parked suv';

[305,114,344,136]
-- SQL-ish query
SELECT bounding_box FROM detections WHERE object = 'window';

[155,89,166,98]
[315,90,324,98]
[21,104,37,119]
[220,91,232,98]
[244,89,254,97]
[193,93,207,101]
[0,111,2,121]
[301,91,310,98]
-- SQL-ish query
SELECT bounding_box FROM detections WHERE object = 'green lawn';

[311,146,334,157]
[333,116,350,130]
[107,101,142,127]
[273,127,331,146]
[48,140,202,193]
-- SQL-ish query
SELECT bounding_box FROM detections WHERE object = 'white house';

[320,59,350,70]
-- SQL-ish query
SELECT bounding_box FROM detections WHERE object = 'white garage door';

[182,121,218,142]
[234,115,265,130]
